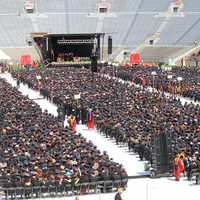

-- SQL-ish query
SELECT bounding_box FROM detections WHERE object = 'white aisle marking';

[76,124,148,176]
[0,73,58,116]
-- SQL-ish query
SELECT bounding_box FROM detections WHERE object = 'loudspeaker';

[151,132,172,174]
[28,40,32,46]
[149,39,154,45]
[91,55,98,73]
[108,36,112,54]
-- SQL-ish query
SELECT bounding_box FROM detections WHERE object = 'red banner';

[130,53,140,65]
[20,55,31,65]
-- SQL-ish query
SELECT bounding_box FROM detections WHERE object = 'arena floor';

[0,72,199,200]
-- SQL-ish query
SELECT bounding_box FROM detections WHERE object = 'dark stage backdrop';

[45,34,101,62]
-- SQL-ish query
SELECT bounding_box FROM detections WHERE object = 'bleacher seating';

[139,46,191,62]
[109,0,141,12]
[0,15,33,47]
[157,14,200,46]
[0,0,200,54]
[66,0,98,13]
[182,0,200,12]
[138,0,171,12]
[37,0,66,13]
[68,14,98,34]
[123,14,163,47]
[102,14,136,47]
[175,16,200,46]
[37,0,98,13]
[37,14,68,34]
[0,0,23,14]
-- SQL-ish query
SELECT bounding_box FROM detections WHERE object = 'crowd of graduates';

[102,65,200,101]
[12,67,200,178]
[0,78,127,189]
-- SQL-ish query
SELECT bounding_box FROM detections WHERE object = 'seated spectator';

[0,78,127,189]
[12,66,200,175]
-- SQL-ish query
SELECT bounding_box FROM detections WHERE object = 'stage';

[47,60,102,69]
[38,33,102,62]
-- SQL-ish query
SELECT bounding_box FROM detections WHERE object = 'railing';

[2,179,127,199]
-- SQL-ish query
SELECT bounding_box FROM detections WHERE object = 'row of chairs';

[3,179,127,199]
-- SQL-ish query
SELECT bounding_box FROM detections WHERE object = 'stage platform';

[48,61,101,68]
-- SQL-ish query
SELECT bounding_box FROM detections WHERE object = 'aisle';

[0,73,58,116]
[76,125,147,176]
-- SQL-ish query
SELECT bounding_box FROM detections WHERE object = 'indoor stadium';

[0,0,200,200]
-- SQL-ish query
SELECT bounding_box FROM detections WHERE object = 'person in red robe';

[87,109,94,129]
[173,154,185,181]
[173,154,181,181]
[160,82,164,96]
[131,79,135,87]
[68,114,77,134]
[32,62,37,68]
[178,154,185,173]
[141,78,147,90]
